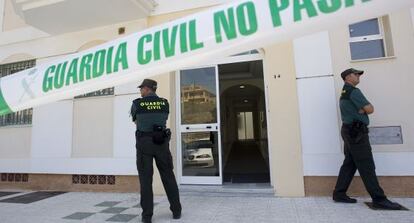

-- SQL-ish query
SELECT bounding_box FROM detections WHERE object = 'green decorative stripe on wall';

[0,86,12,115]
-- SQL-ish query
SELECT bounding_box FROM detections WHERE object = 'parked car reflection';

[183,139,215,168]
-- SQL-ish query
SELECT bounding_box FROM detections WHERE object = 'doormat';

[229,173,270,183]
[0,191,66,204]
[364,202,410,211]
[0,192,20,198]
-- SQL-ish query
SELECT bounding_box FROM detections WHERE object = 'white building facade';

[0,0,413,197]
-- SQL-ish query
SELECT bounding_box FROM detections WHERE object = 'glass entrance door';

[177,66,222,184]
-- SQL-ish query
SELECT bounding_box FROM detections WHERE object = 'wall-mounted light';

[239,85,245,89]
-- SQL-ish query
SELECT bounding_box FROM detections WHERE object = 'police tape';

[0,0,413,115]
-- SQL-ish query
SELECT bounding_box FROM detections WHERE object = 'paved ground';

[0,190,413,223]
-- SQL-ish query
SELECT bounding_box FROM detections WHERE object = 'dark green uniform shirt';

[131,93,169,132]
[340,83,370,125]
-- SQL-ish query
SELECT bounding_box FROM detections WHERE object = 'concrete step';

[179,184,275,197]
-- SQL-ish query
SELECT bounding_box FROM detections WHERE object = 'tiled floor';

[0,190,413,223]
[0,191,66,204]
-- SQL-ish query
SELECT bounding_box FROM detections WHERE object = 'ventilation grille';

[72,175,116,185]
[0,173,29,183]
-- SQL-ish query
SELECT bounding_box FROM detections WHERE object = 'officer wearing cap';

[131,79,182,223]
[333,68,401,210]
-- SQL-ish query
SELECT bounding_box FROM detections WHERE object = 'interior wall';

[219,58,265,160]
[220,79,268,166]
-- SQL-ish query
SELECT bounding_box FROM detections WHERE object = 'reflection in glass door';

[177,66,222,185]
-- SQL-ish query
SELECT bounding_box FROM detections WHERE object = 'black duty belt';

[343,121,369,134]
[343,122,367,128]
[137,131,155,137]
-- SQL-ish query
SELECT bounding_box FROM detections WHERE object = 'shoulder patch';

[340,85,355,101]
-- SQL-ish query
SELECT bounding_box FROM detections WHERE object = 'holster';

[350,121,368,142]
[152,125,171,145]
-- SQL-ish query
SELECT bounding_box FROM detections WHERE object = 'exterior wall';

[328,8,414,176]
[299,9,414,196]
[113,95,136,159]
[305,176,414,197]
[148,7,206,26]
[72,97,114,158]
[31,100,73,159]
[295,9,414,179]
[3,0,26,31]
[0,4,191,195]
[0,126,31,159]
[0,174,139,192]
[0,53,33,172]
[0,0,4,31]
[1,2,413,197]
[0,18,146,62]
[148,7,305,196]
[263,42,305,197]
[152,0,227,16]
[411,8,414,28]
[0,18,148,176]
[294,31,343,176]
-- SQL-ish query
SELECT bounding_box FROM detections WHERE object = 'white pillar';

[293,31,343,175]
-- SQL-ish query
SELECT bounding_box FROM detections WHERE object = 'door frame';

[175,50,274,185]
[175,65,223,185]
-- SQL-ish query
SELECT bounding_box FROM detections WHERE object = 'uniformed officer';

[131,79,182,223]
[333,68,401,210]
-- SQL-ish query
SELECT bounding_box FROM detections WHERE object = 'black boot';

[173,211,181,219]
[333,194,357,203]
[142,217,152,223]
[373,199,402,210]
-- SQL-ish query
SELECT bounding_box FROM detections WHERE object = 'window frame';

[348,17,390,60]
[74,87,115,99]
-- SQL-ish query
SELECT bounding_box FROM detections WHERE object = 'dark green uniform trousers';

[334,125,387,202]
[135,132,181,220]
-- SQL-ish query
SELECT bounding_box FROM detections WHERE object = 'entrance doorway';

[176,53,270,185]
[219,60,270,183]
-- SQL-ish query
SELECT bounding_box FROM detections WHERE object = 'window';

[348,16,394,60]
[231,49,259,57]
[74,87,114,98]
[0,60,36,126]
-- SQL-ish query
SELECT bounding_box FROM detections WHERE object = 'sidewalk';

[0,190,413,223]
